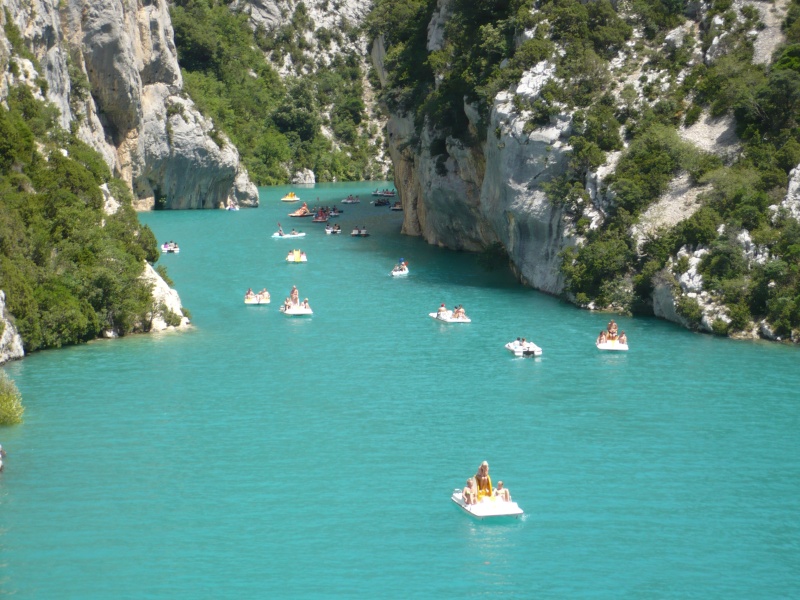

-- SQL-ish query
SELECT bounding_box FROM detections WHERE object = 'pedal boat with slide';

[505,339,542,357]
[429,310,471,323]
[450,489,523,520]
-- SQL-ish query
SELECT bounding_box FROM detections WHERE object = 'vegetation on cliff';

[0,83,161,352]
[368,0,800,338]
[171,0,386,183]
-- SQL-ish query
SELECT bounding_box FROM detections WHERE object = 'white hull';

[161,245,179,253]
[451,490,523,519]
[505,341,542,357]
[596,340,628,351]
[280,305,313,316]
[391,267,409,277]
[429,311,471,323]
[244,295,270,305]
[273,232,306,238]
[325,229,342,235]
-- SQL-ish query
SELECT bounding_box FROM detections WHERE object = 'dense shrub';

[0,371,24,425]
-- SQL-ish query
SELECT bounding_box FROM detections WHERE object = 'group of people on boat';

[392,260,408,274]
[509,337,537,351]
[372,188,396,196]
[289,202,311,217]
[341,195,361,204]
[462,461,511,505]
[437,304,467,319]
[245,287,270,302]
[597,319,627,345]
[282,285,310,310]
[161,241,179,253]
[276,223,300,236]
[325,223,342,234]
[286,249,307,262]
[351,226,369,236]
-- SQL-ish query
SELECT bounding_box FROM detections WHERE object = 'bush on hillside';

[0,371,24,425]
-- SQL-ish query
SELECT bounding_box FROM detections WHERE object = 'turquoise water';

[1,181,799,598]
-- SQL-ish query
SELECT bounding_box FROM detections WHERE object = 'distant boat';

[281,192,300,202]
[450,489,523,520]
[272,231,306,238]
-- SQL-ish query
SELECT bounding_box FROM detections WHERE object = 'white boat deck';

[451,490,523,519]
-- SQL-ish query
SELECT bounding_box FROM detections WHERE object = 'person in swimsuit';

[474,461,493,500]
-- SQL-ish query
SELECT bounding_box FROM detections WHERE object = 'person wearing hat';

[437,303,447,315]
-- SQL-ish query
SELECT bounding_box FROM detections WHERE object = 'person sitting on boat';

[291,228,298,235]
[246,287,254,297]
[260,288,270,300]
[334,223,341,232]
[495,481,511,502]
[597,330,607,344]
[618,331,627,345]
[463,478,477,505]
[607,319,618,338]
[302,298,310,309]
[475,461,493,501]
[437,303,448,315]
[300,251,307,260]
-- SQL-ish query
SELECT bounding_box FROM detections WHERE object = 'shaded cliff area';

[367,0,800,342]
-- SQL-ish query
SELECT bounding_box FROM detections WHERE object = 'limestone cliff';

[372,0,800,341]
[1,0,258,209]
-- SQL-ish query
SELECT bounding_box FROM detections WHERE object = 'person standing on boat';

[277,222,284,236]
[290,285,299,305]
[474,461,493,500]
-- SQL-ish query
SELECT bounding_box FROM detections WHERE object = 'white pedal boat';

[280,305,313,316]
[325,227,342,235]
[272,232,306,239]
[161,243,180,253]
[596,340,628,351]
[429,311,471,323]
[505,341,542,357]
[244,293,270,305]
[391,265,409,277]
[451,490,523,520]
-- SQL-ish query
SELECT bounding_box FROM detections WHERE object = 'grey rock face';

[0,291,25,365]
[1,0,257,210]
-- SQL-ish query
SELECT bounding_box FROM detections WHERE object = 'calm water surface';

[1,182,799,598]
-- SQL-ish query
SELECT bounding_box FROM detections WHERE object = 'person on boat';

[463,478,477,505]
[260,288,269,299]
[619,331,628,344]
[277,222,284,236]
[495,481,511,502]
[607,319,618,338]
[597,330,607,344]
[290,285,299,305]
[246,287,254,297]
[291,228,298,235]
[474,461,493,501]
[300,251,307,260]
[334,223,341,232]
[437,303,448,315]
[283,297,291,310]
[302,298,310,309]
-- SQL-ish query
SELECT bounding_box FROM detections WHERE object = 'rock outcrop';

[0,291,25,365]
[1,0,258,210]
